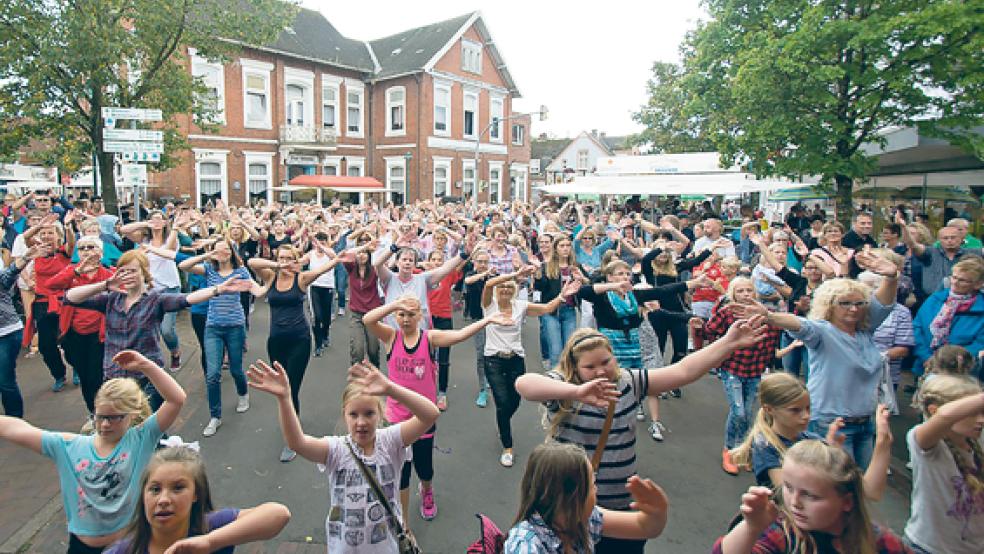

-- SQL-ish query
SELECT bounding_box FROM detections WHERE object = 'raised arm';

[428,313,507,347]
[172,502,290,552]
[177,252,209,276]
[246,360,329,463]
[361,299,400,344]
[914,391,984,451]
[348,362,440,448]
[424,249,469,286]
[0,415,43,454]
[113,350,186,431]
[599,477,669,541]
[119,221,150,242]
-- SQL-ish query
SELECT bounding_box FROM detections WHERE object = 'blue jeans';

[334,264,348,309]
[159,286,181,351]
[0,330,23,417]
[204,325,247,419]
[780,332,809,380]
[721,372,760,449]
[540,305,578,367]
[809,416,875,470]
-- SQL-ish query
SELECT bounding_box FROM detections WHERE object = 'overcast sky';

[303,0,707,140]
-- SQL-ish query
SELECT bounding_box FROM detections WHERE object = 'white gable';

[545,133,612,173]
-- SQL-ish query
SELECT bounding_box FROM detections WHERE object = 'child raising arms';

[247,359,440,553]
[0,350,185,552]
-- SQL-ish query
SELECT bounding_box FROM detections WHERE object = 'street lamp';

[403,151,412,205]
[473,104,547,208]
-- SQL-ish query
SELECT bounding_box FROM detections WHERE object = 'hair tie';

[570,333,605,349]
[160,435,201,452]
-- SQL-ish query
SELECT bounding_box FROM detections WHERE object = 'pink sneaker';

[419,484,437,520]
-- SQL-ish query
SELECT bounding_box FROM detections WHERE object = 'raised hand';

[825,417,847,448]
[162,535,211,554]
[113,350,156,373]
[626,476,669,518]
[247,360,290,399]
[347,362,390,396]
[561,279,581,299]
[737,486,778,532]
[855,251,897,277]
[487,313,515,327]
[874,404,892,443]
[575,377,620,408]
[723,300,769,319]
[21,244,43,261]
[725,315,768,348]
[216,277,253,294]
[105,267,134,292]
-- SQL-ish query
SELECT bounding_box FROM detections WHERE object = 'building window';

[346,158,364,177]
[286,84,305,126]
[190,52,225,124]
[512,124,525,145]
[489,164,502,204]
[433,158,451,200]
[322,84,338,130]
[490,97,503,142]
[462,160,476,200]
[386,86,405,136]
[511,166,528,200]
[323,156,340,177]
[244,73,269,128]
[576,149,589,171]
[346,87,364,136]
[388,161,406,205]
[247,161,270,206]
[196,160,224,208]
[463,90,478,139]
[434,82,451,135]
[462,40,482,74]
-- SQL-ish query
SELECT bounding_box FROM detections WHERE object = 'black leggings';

[309,286,334,348]
[32,302,66,381]
[267,334,312,414]
[191,312,208,375]
[651,311,688,363]
[432,316,453,393]
[595,533,645,554]
[61,330,104,413]
[400,433,435,489]
[67,533,105,553]
[485,355,525,449]
[240,291,252,330]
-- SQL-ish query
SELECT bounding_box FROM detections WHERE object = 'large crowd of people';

[0,189,983,553]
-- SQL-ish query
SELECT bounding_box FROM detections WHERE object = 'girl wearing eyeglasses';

[726,251,901,471]
[0,350,185,554]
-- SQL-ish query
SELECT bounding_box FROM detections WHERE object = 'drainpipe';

[416,72,423,202]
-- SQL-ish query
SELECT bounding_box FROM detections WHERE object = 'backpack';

[466,513,506,554]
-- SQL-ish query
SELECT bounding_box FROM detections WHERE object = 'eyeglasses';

[836,300,868,309]
[94,413,127,424]
[582,236,595,241]
[78,245,98,251]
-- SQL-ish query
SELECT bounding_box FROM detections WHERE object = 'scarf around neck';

[929,291,977,349]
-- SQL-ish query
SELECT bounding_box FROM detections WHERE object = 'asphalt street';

[1,301,913,553]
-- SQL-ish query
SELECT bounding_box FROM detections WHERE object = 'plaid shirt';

[701,301,781,378]
[68,288,189,379]
[505,508,603,554]
[712,518,912,553]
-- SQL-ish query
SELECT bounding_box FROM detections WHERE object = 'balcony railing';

[279,125,337,145]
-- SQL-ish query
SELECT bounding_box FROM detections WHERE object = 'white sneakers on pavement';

[203,418,222,437]
[236,394,250,413]
[499,451,514,467]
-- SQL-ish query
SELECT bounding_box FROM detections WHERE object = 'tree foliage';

[636,0,984,222]
[631,61,716,153]
[0,0,298,213]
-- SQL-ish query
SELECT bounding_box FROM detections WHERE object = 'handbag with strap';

[345,440,422,554]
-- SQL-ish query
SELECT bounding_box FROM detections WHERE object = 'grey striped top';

[0,264,24,336]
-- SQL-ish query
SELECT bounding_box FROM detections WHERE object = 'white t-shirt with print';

[323,424,408,554]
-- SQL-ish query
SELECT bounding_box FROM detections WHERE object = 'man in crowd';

[693,217,735,257]
[841,212,878,250]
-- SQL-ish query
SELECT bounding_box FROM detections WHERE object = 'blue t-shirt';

[176,252,209,315]
[104,508,240,554]
[751,430,823,488]
[204,265,250,327]
[41,413,163,537]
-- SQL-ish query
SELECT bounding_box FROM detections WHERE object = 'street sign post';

[103,129,163,142]
[101,107,164,221]
[103,141,164,154]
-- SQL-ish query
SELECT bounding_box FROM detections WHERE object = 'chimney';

[600,132,607,140]
[591,129,598,138]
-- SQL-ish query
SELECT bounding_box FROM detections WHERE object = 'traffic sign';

[119,152,162,162]
[103,141,163,154]
[104,129,163,142]
[118,163,148,187]
[101,107,163,121]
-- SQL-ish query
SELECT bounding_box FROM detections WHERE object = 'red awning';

[288,175,386,189]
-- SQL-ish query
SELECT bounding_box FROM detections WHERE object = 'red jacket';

[47,264,115,339]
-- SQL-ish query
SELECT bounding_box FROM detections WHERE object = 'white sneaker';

[636,404,646,421]
[236,394,250,413]
[649,421,667,442]
[203,418,222,437]
[337,307,345,316]
[499,451,514,467]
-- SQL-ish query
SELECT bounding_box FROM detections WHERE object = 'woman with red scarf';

[46,236,114,428]
[19,213,76,391]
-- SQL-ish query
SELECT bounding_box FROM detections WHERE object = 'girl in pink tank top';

[363,294,511,527]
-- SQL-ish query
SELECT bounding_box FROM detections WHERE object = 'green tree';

[0,0,297,214]
[631,61,716,153]
[639,0,984,222]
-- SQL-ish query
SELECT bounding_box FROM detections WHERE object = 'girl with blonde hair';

[904,374,984,553]
[517,318,767,554]
[0,350,185,553]
[714,440,910,554]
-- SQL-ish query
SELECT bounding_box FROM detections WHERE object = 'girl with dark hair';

[178,239,264,438]
[105,446,289,554]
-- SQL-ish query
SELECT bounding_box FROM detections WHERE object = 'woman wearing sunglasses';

[46,237,115,432]
[726,250,900,471]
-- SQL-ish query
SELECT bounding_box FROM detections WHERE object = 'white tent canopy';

[539,153,816,196]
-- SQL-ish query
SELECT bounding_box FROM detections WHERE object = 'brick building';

[152,9,531,207]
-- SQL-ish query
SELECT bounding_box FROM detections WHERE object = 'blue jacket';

[912,289,984,373]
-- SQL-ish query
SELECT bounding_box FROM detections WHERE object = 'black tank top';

[268,273,309,338]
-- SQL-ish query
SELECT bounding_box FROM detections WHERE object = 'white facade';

[544,132,612,176]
